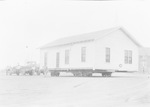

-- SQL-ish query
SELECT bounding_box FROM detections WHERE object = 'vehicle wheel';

[88,73,92,77]
[37,72,40,75]
[73,73,77,77]
[16,71,20,75]
[102,73,107,77]
[102,73,104,77]
[108,73,112,77]
[51,72,55,77]
[82,72,86,77]
[56,72,60,77]
[29,71,33,76]
[51,73,54,77]
[78,72,82,77]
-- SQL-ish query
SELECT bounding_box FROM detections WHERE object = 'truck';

[6,66,20,75]
[19,61,40,75]
[6,62,40,76]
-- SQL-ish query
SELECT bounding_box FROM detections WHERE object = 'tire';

[51,72,54,77]
[73,72,83,77]
[108,73,112,77]
[51,71,57,77]
[73,72,79,77]
[78,72,82,77]
[82,72,86,77]
[29,71,33,76]
[102,73,107,77]
[56,72,60,77]
[73,73,77,77]
[37,72,40,75]
[88,73,92,77]
[102,73,104,77]
[16,71,20,76]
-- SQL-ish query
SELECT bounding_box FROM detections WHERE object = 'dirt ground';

[0,72,150,107]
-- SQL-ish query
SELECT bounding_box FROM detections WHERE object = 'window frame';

[124,50,132,64]
[128,50,132,64]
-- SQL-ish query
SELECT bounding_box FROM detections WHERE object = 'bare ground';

[0,72,150,107]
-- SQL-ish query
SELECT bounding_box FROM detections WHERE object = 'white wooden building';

[40,27,141,76]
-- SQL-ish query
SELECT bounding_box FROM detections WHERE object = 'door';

[56,52,60,68]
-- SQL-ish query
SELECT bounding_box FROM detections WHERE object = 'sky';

[0,0,150,69]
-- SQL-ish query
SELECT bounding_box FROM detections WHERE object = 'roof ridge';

[53,26,121,41]
[40,26,141,49]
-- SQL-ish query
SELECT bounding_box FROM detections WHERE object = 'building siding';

[40,42,95,69]
[94,29,139,71]
[40,29,139,72]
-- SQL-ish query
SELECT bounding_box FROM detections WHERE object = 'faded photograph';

[0,0,150,107]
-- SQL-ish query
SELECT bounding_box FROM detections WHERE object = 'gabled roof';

[40,26,142,49]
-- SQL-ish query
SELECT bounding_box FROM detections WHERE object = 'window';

[128,50,132,64]
[124,50,132,64]
[44,52,48,67]
[65,50,70,64]
[106,48,110,63]
[81,47,86,62]
[124,50,128,64]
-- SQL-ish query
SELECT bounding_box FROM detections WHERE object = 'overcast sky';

[0,0,150,69]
